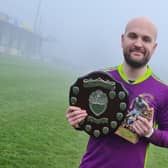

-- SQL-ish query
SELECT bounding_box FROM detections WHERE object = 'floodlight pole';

[34,0,42,33]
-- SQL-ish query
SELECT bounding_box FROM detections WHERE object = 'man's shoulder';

[101,66,118,73]
[151,73,168,88]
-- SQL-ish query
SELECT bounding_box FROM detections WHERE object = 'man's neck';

[123,62,148,81]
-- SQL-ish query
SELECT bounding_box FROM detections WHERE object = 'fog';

[1,0,168,79]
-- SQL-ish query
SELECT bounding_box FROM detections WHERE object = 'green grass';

[146,144,168,168]
[0,55,88,168]
[0,55,167,168]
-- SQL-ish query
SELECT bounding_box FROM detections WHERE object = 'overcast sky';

[0,0,168,79]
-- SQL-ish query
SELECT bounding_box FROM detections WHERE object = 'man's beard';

[123,49,150,68]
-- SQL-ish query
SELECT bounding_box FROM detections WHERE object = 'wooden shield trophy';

[69,71,129,138]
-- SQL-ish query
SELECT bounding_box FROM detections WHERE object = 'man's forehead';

[126,28,153,37]
[125,17,157,39]
[125,27,156,42]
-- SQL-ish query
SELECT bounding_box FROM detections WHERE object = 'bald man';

[66,17,168,168]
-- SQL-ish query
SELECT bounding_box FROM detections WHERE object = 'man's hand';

[132,108,154,137]
[66,106,88,128]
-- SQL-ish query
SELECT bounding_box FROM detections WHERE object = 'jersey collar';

[117,64,152,84]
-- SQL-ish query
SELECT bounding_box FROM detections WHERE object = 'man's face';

[121,21,157,68]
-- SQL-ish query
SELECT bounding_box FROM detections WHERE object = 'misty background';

[0,0,168,79]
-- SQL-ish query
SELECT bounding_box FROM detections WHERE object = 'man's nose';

[134,38,143,47]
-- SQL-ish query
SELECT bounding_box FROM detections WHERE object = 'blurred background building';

[0,11,42,59]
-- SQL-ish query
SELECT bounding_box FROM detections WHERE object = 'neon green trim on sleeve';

[117,64,152,84]
[144,144,150,168]
[144,121,157,168]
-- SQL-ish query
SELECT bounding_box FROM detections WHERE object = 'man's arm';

[133,106,168,147]
[147,103,168,147]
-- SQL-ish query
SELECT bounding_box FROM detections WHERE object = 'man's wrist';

[144,128,154,138]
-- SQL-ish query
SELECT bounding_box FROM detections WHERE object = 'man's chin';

[124,53,149,68]
[125,58,146,68]
[128,61,146,68]
[128,58,143,64]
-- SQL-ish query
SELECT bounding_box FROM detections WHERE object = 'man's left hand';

[132,108,154,137]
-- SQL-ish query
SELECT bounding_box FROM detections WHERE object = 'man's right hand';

[66,106,88,128]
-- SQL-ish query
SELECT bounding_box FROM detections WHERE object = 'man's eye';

[143,37,151,43]
[128,33,137,39]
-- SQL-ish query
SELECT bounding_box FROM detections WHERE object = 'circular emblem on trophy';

[69,71,128,138]
[89,89,108,116]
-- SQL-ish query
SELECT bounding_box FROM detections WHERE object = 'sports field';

[0,56,167,168]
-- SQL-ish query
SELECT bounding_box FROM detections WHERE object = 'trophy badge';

[115,95,153,144]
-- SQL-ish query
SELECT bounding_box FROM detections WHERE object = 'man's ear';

[151,42,158,55]
[121,34,124,48]
[153,42,157,50]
